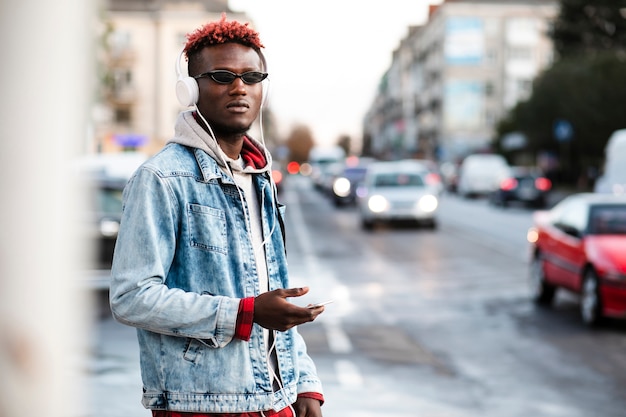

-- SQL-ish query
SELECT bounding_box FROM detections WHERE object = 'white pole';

[0,1,96,416]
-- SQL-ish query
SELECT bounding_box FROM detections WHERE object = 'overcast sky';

[228,0,444,149]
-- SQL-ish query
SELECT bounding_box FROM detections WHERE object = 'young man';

[109,15,325,417]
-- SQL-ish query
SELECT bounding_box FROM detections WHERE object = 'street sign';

[553,119,574,142]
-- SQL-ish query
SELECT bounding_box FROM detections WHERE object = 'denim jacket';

[109,136,323,413]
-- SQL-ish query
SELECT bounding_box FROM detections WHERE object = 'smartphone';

[308,300,334,309]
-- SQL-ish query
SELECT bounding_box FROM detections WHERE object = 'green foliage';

[495,0,626,185]
[551,0,626,58]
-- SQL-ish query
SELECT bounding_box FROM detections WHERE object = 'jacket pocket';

[187,203,228,254]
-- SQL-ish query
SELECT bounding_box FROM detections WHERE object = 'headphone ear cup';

[176,76,199,107]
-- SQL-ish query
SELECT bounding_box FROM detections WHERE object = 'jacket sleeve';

[109,166,239,347]
[292,326,325,397]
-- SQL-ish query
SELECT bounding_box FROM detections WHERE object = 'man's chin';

[212,123,252,137]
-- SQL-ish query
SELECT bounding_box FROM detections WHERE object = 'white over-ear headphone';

[174,48,269,108]
[175,49,199,107]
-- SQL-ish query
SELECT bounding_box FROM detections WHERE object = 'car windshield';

[343,167,368,180]
[588,205,626,235]
[374,173,425,187]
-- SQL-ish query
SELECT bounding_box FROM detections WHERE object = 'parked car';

[490,167,552,208]
[85,175,127,271]
[75,152,146,290]
[457,154,512,198]
[356,160,439,230]
[527,193,626,326]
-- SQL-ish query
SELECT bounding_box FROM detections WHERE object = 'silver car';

[356,161,439,230]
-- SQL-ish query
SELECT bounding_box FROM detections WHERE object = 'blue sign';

[553,119,574,142]
[114,133,148,147]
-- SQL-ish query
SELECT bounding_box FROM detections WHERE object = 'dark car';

[330,165,370,206]
[527,193,626,326]
[490,168,551,208]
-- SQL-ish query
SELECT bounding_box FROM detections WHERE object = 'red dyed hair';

[184,13,264,58]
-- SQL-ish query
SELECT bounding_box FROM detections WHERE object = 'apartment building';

[92,0,249,154]
[363,0,558,162]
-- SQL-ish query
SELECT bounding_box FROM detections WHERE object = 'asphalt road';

[85,176,626,417]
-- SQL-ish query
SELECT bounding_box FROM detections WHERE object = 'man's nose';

[230,77,247,93]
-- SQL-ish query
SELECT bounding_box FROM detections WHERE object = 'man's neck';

[192,111,245,159]
[216,136,244,160]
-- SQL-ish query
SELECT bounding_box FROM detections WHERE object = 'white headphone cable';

[194,105,254,245]
[264,330,297,417]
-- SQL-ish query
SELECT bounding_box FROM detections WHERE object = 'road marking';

[285,183,363,388]
[335,359,364,387]
[323,321,352,353]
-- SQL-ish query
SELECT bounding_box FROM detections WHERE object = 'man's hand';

[292,397,322,417]
[254,287,325,331]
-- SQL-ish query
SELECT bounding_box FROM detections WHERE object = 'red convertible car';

[527,193,626,326]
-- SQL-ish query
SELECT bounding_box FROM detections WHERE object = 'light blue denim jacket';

[109,114,322,413]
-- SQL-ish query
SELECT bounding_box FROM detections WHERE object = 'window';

[507,47,532,60]
[114,107,131,124]
[589,205,626,235]
[375,173,425,187]
[554,198,588,234]
[110,30,132,56]
[517,78,532,96]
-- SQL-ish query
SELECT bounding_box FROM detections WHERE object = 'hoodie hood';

[168,110,271,175]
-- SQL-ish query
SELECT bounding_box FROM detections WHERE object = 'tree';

[285,124,315,163]
[551,0,626,58]
[496,52,626,183]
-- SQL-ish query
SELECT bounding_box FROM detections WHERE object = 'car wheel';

[581,269,603,326]
[529,255,555,305]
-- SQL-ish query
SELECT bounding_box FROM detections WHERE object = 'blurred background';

[2,0,626,416]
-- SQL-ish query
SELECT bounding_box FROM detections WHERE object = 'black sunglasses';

[194,70,268,85]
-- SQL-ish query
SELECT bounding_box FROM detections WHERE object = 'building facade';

[363,0,558,162]
[92,0,250,154]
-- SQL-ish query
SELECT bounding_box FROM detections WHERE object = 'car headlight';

[527,227,539,244]
[417,194,438,212]
[333,177,352,197]
[100,219,120,237]
[368,195,389,213]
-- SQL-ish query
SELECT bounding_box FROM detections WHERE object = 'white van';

[457,154,511,197]
[595,129,626,195]
[308,145,346,190]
